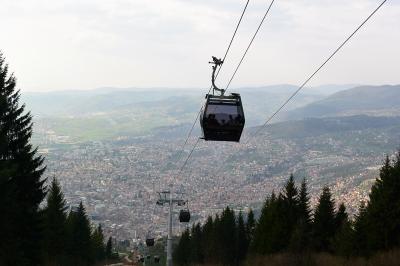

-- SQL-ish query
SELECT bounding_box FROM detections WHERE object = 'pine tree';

[43,177,68,265]
[332,204,353,257]
[190,223,204,264]
[236,211,248,264]
[105,236,113,260]
[290,178,312,252]
[91,224,106,262]
[353,201,369,256]
[220,207,237,265]
[298,178,312,227]
[312,186,336,252]
[246,209,255,245]
[210,214,222,263]
[0,52,46,266]
[282,174,299,207]
[281,175,300,249]
[362,153,400,252]
[252,192,286,254]
[66,202,93,265]
[202,216,215,264]
[334,203,348,232]
[173,229,191,266]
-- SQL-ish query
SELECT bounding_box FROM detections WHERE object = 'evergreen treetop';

[0,52,46,266]
[312,186,336,252]
[43,177,68,264]
[298,178,312,225]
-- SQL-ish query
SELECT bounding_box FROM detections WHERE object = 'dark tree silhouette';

[354,201,369,256]
[0,52,46,266]
[312,186,336,252]
[298,178,312,227]
[173,229,191,266]
[105,236,113,260]
[220,207,237,265]
[251,192,286,254]
[190,223,204,264]
[290,178,312,252]
[334,203,349,231]
[246,209,256,245]
[43,177,68,265]
[236,211,248,263]
[172,153,400,264]
[66,202,93,265]
[91,224,106,262]
[362,154,400,253]
[332,204,353,257]
[202,216,215,263]
[281,174,300,249]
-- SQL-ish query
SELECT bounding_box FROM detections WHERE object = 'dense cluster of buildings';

[38,129,387,245]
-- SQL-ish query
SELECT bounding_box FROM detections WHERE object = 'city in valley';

[34,96,398,244]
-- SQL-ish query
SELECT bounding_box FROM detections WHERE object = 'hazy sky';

[1,0,399,92]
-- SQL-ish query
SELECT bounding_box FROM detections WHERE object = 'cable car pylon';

[155,190,187,266]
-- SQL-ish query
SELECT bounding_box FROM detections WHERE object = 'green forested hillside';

[173,152,400,266]
[286,85,400,120]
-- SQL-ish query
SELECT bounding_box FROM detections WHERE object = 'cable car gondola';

[145,237,154,247]
[200,57,245,142]
[179,209,191,223]
[200,93,245,142]
[154,255,160,263]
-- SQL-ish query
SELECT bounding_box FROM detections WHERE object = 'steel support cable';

[177,137,201,178]
[246,0,387,144]
[210,0,388,180]
[174,108,202,165]
[224,0,276,93]
[209,0,276,119]
[208,0,251,95]
[174,0,251,167]
[179,0,277,183]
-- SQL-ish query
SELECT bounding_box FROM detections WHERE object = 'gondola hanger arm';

[209,56,225,96]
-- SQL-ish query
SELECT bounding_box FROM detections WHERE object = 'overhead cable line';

[177,0,278,175]
[177,138,201,178]
[225,0,276,93]
[174,0,250,168]
[174,109,202,165]
[210,0,388,180]
[245,0,387,143]
[208,0,251,94]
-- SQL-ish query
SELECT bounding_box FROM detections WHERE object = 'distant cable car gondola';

[179,209,191,223]
[146,238,154,247]
[200,57,245,142]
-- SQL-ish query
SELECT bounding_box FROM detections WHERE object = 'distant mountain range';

[24,84,354,118]
[284,85,400,120]
[24,84,400,142]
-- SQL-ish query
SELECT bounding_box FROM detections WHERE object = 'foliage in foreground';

[0,52,118,266]
[43,178,117,266]
[173,152,400,265]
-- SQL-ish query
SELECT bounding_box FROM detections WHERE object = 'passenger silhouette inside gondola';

[207,114,219,126]
[228,114,234,126]
[235,114,243,124]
